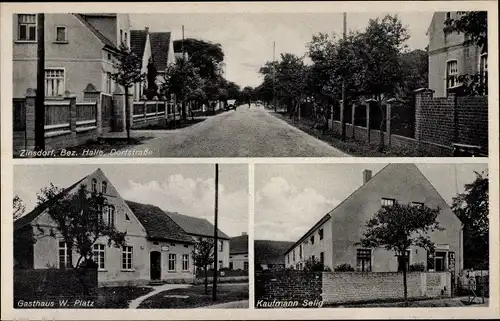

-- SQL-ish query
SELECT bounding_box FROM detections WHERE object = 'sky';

[130,12,434,88]
[13,164,248,237]
[255,163,488,242]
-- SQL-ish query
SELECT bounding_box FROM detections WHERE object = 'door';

[150,251,161,280]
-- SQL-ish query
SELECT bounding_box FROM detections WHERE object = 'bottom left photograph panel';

[12,163,249,309]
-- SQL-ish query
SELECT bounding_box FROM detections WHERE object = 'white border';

[1,1,499,320]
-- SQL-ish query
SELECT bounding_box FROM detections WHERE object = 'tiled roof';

[130,29,148,60]
[125,200,194,243]
[166,212,230,240]
[254,240,295,265]
[72,14,117,51]
[149,32,171,71]
[14,176,88,230]
[230,234,248,255]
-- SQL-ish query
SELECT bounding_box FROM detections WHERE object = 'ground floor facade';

[229,253,249,271]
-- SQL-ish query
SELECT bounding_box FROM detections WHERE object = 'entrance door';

[150,251,161,280]
[435,251,447,271]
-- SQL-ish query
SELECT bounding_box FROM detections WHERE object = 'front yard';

[138,283,249,309]
[96,286,154,308]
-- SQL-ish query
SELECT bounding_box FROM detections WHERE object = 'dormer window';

[91,179,97,192]
[101,181,107,194]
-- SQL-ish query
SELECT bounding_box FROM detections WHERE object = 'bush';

[334,263,355,272]
[409,262,425,272]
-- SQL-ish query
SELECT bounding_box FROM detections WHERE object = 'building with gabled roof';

[14,168,197,286]
[230,233,249,271]
[255,240,294,270]
[166,212,231,269]
[284,164,463,283]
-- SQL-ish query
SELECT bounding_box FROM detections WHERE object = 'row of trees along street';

[253,12,487,152]
[111,37,246,142]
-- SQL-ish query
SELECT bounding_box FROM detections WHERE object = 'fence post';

[386,98,396,148]
[143,101,147,120]
[351,102,357,139]
[25,88,37,150]
[64,91,77,135]
[413,88,434,143]
[365,99,373,144]
[112,86,125,132]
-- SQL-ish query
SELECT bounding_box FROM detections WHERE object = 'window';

[446,60,459,90]
[244,261,249,270]
[107,53,112,61]
[320,252,324,264]
[381,198,395,207]
[18,14,36,41]
[299,244,302,259]
[219,260,223,269]
[356,249,372,272]
[91,179,97,192]
[292,249,295,261]
[218,240,223,252]
[182,254,189,271]
[411,202,424,208]
[45,69,65,97]
[125,212,131,221]
[319,228,324,240]
[93,244,105,269]
[101,205,115,227]
[120,29,123,44]
[229,262,234,270]
[446,12,451,20]
[168,253,176,271]
[287,254,290,264]
[397,250,411,272]
[101,181,107,194]
[480,53,488,94]
[310,235,315,245]
[122,246,133,270]
[55,26,67,42]
[124,32,128,45]
[106,72,113,94]
[58,242,72,269]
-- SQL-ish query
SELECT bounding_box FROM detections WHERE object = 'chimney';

[363,169,372,184]
[242,232,247,236]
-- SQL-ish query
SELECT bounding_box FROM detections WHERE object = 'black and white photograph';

[11,10,488,158]
[13,164,249,309]
[254,163,490,308]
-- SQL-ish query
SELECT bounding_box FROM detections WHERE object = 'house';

[166,212,231,269]
[13,168,196,287]
[284,164,463,282]
[255,240,294,270]
[129,28,175,101]
[427,11,488,97]
[229,232,249,271]
[13,13,132,102]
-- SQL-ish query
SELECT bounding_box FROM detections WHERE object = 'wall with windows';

[427,11,483,97]
[13,14,107,101]
[148,241,194,282]
[230,253,249,270]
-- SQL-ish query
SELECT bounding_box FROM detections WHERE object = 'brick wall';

[322,272,451,304]
[456,96,489,148]
[255,270,322,304]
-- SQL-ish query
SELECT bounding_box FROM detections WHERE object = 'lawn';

[271,112,450,157]
[138,283,249,309]
[96,286,154,309]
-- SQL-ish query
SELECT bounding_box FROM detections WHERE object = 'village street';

[103,104,349,158]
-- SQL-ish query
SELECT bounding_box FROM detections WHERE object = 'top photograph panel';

[12,11,488,158]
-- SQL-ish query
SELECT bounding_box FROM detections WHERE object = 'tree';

[192,238,215,295]
[145,57,158,100]
[174,38,225,79]
[452,170,489,269]
[13,195,26,220]
[35,183,127,294]
[358,202,443,306]
[444,11,488,96]
[111,42,147,143]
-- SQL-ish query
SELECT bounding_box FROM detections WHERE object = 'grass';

[271,111,451,157]
[96,286,154,309]
[138,283,249,309]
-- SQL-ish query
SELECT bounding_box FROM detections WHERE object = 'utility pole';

[212,163,219,302]
[273,41,277,111]
[35,13,45,151]
[340,12,347,141]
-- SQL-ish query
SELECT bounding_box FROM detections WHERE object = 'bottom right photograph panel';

[254,163,489,308]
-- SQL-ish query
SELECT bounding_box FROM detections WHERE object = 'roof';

[166,212,230,240]
[255,240,295,265]
[72,14,118,51]
[14,176,89,230]
[125,200,194,244]
[230,234,248,255]
[149,32,171,71]
[130,29,148,60]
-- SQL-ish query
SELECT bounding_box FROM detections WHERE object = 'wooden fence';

[44,101,71,136]
[76,102,98,131]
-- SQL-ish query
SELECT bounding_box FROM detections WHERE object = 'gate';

[101,93,114,132]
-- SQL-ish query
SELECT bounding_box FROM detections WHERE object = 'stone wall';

[255,270,322,304]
